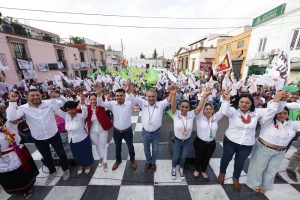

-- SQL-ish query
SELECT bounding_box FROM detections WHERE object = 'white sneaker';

[63,169,70,181]
[171,167,176,180]
[46,171,57,185]
[77,167,83,175]
[99,158,103,167]
[179,168,185,180]
[84,167,90,175]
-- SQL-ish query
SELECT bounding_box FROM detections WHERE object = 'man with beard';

[6,89,70,185]
[95,83,137,171]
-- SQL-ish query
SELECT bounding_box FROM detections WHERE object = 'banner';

[23,70,37,80]
[17,59,33,70]
[200,62,212,72]
[38,63,49,72]
[216,54,232,73]
[57,62,64,69]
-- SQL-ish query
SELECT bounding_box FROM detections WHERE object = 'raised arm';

[94,82,113,110]
[169,84,178,114]
[220,90,232,117]
[6,92,24,121]
[259,91,288,124]
[194,87,212,115]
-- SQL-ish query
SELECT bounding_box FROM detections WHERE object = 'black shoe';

[286,169,298,182]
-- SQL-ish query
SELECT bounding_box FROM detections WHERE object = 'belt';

[174,136,190,142]
[258,138,287,151]
[114,126,132,133]
[0,147,14,156]
[143,127,161,134]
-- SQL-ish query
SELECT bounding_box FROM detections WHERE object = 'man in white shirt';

[6,89,70,185]
[126,88,172,172]
[95,83,137,171]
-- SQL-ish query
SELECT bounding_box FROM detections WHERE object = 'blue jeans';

[142,128,160,164]
[172,136,192,168]
[220,136,253,179]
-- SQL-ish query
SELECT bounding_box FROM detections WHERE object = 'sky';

[0,0,299,59]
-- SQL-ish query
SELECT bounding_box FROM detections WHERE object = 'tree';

[2,17,28,36]
[140,52,145,59]
[153,49,158,59]
[70,37,85,44]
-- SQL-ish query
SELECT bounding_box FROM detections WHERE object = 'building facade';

[105,49,123,68]
[214,30,252,80]
[70,38,106,79]
[129,58,164,69]
[0,32,80,84]
[243,5,300,82]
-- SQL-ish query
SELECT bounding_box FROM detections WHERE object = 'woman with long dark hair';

[193,97,228,180]
[218,91,285,191]
[246,101,299,193]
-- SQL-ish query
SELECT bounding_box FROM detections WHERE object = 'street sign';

[252,3,286,27]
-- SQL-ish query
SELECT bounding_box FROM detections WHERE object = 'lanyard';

[147,103,156,123]
[207,117,214,139]
[181,115,188,136]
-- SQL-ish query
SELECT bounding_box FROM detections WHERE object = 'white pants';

[246,139,285,190]
[90,130,108,163]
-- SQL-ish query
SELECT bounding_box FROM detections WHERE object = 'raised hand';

[80,94,85,105]
[222,90,231,101]
[8,91,19,102]
[169,84,178,94]
[93,82,103,95]
[202,87,212,98]
[274,90,288,102]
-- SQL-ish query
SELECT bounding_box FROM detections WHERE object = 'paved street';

[1,112,299,200]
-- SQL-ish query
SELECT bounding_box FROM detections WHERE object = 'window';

[80,52,85,62]
[11,42,28,60]
[237,40,244,49]
[258,37,267,52]
[56,49,65,62]
[290,29,300,50]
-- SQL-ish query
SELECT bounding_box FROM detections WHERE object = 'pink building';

[0,32,80,84]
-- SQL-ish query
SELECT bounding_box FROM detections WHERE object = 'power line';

[0,6,253,20]
[12,17,245,30]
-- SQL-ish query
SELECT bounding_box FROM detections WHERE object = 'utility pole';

[121,38,124,59]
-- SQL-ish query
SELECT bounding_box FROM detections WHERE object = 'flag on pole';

[216,53,232,73]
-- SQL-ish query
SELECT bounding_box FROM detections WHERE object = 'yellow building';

[214,30,252,80]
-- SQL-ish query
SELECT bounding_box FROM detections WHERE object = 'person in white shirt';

[6,89,70,185]
[54,100,94,175]
[94,83,137,171]
[193,92,229,180]
[170,85,211,180]
[247,96,299,193]
[218,92,284,191]
[125,87,172,173]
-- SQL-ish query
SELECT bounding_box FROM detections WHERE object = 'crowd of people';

[0,69,299,199]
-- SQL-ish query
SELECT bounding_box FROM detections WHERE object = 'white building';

[105,49,123,68]
[129,58,164,69]
[187,34,231,71]
[243,5,300,82]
